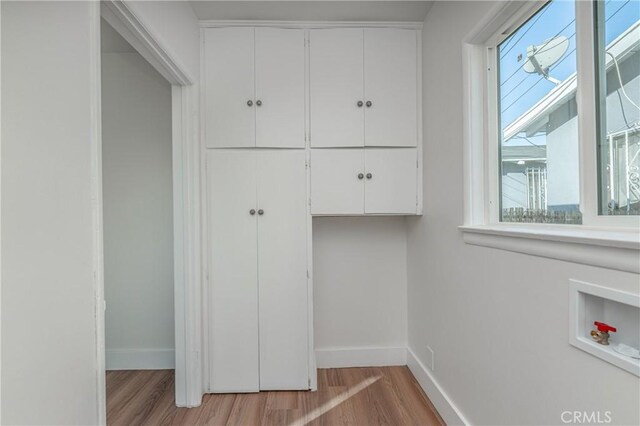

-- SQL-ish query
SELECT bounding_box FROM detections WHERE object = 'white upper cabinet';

[364,148,417,214]
[204,27,255,148]
[310,149,365,215]
[310,148,417,215]
[255,28,305,148]
[364,29,418,147]
[204,27,305,148]
[310,28,418,148]
[310,29,365,148]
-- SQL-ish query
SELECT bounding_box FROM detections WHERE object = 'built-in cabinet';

[207,150,309,392]
[311,148,418,215]
[202,23,422,394]
[204,27,305,148]
[310,28,418,148]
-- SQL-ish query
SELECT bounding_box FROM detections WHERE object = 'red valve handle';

[594,321,616,333]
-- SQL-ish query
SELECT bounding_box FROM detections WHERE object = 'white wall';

[101,22,174,370]
[407,2,640,425]
[1,2,100,424]
[313,217,408,365]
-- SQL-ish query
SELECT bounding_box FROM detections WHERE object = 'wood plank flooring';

[106,367,445,426]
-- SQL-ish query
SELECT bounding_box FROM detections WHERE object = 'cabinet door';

[364,29,417,147]
[207,150,259,392]
[364,148,417,214]
[256,150,309,389]
[310,149,365,215]
[310,29,364,148]
[204,28,255,148]
[255,28,305,148]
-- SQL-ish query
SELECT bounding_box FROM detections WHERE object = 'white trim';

[304,29,318,391]
[97,0,203,412]
[464,1,544,46]
[199,20,423,30]
[569,279,640,377]
[0,2,3,421]
[315,347,407,368]
[101,1,193,85]
[173,83,203,408]
[106,349,176,370]
[462,42,488,226]
[407,348,470,426]
[416,28,424,214]
[460,225,640,273]
[89,2,106,424]
[198,28,210,395]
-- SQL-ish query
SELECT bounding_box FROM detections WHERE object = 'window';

[492,0,640,225]
[595,0,640,216]
[461,0,638,270]
[497,0,581,224]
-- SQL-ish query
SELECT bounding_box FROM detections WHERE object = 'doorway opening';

[100,18,175,420]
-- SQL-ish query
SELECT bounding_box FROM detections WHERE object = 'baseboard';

[106,348,175,370]
[407,347,469,426]
[315,346,407,368]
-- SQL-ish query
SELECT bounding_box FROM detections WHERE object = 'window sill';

[459,224,640,273]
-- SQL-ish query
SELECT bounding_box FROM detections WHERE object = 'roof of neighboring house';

[503,20,640,141]
[502,144,546,162]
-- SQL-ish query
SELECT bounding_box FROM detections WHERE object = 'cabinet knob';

[258,209,264,215]
[357,100,364,107]
[247,100,253,106]
[357,173,364,180]
[366,173,372,179]
[256,100,262,106]
[366,100,372,107]
[249,209,256,215]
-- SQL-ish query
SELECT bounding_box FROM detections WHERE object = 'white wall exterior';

[1,2,100,424]
[102,25,174,369]
[407,2,640,425]
[547,116,580,208]
[313,217,408,353]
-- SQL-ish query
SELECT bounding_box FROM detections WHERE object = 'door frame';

[93,1,203,422]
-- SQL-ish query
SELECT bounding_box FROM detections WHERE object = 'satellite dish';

[522,35,569,85]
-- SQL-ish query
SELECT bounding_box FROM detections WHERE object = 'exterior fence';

[502,207,583,224]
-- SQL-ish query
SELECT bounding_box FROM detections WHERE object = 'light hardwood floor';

[106,366,444,426]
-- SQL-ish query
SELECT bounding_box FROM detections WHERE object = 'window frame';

[484,0,639,229]
[459,0,639,273]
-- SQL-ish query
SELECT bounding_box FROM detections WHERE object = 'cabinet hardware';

[258,209,264,215]
[366,173,372,179]
[357,173,364,180]
[365,100,372,107]
[357,100,363,107]
[249,209,256,215]
[247,100,253,106]
[256,100,263,106]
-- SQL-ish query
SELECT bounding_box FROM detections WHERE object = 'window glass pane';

[497,0,582,224]
[595,0,640,216]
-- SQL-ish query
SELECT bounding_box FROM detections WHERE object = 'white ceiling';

[189,1,433,22]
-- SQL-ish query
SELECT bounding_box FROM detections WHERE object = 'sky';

[498,0,640,130]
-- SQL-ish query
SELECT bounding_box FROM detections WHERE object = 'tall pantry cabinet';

[206,150,308,392]
[202,23,422,393]
[203,26,311,393]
